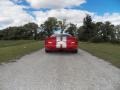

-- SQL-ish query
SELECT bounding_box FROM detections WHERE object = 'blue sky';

[14,0,120,15]
[0,0,120,29]
[80,0,120,15]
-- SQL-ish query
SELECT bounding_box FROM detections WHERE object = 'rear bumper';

[45,45,78,51]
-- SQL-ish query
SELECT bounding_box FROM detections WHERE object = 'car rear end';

[45,34,78,53]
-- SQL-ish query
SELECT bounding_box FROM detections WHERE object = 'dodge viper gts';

[45,34,78,53]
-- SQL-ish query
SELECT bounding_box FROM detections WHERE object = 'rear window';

[51,34,71,37]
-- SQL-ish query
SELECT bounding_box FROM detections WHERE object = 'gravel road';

[0,49,120,90]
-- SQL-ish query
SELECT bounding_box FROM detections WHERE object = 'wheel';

[45,49,50,53]
[72,49,78,53]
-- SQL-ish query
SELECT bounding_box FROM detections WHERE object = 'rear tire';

[72,49,78,53]
[45,49,50,53]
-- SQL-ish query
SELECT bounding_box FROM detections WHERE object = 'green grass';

[0,40,44,63]
[79,42,120,68]
[0,40,37,48]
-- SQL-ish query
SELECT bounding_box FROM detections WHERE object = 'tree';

[24,23,38,40]
[0,30,3,40]
[60,19,67,34]
[114,25,120,43]
[104,21,115,41]
[90,22,105,42]
[78,14,95,41]
[0,22,38,40]
[41,17,58,36]
[96,21,115,42]
[65,23,77,36]
[77,26,85,41]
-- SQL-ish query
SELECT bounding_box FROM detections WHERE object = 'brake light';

[48,41,52,44]
[71,42,75,44]
[46,37,56,44]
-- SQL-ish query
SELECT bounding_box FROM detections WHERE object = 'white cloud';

[34,9,120,27]
[0,0,120,30]
[34,9,93,26]
[93,13,120,25]
[26,0,86,9]
[0,0,34,29]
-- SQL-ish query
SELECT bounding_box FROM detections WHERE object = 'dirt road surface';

[0,49,120,90]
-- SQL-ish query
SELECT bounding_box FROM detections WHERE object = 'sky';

[0,0,120,29]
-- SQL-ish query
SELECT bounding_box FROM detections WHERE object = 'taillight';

[71,41,75,44]
[45,37,56,45]
[71,41,77,44]
[48,41,52,44]
[67,36,77,45]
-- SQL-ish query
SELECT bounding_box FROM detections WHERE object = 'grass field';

[79,42,120,68]
[0,40,44,64]
[0,40,37,48]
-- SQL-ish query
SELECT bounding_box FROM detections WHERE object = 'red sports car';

[45,34,78,53]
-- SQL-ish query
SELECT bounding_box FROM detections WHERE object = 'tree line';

[78,15,120,43]
[0,15,120,43]
[0,23,38,40]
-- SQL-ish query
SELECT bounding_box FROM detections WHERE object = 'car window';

[51,34,71,37]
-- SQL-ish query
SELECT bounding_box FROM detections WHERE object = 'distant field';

[79,42,120,68]
[0,40,44,63]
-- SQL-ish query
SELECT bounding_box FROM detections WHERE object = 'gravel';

[0,49,120,90]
